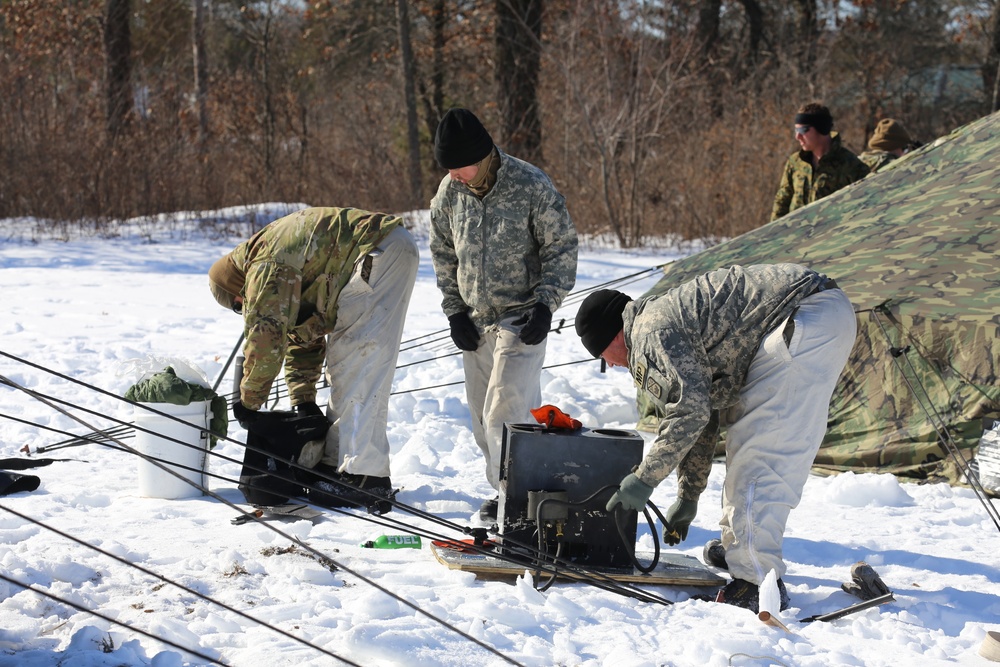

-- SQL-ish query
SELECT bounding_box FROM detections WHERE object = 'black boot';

[304,465,395,512]
[718,577,790,613]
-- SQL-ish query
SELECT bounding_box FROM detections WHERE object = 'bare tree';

[104,0,133,139]
[791,0,818,72]
[495,0,543,163]
[396,0,424,205]
[550,0,694,245]
[192,0,209,147]
[696,0,721,58]
[737,0,764,68]
[988,0,1000,112]
[418,0,448,140]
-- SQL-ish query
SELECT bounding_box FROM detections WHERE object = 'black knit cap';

[434,108,494,169]
[575,289,633,358]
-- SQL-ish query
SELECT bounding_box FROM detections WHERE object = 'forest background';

[2,0,999,246]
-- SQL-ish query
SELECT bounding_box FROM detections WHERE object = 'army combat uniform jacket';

[771,133,869,221]
[859,149,897,174]
[429,149,578,327]
[624,264,827,499]
[232,207,400,409]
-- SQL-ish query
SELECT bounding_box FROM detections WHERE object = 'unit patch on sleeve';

[645,375,663,400]
[632,361,646,390]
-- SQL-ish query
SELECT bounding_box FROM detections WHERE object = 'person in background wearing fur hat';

[429,108,578,521]
[771,102,869,221]
[860,118,914,173]
[574,264,856,612]
[208,206,418,509]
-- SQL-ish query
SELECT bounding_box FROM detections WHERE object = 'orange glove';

[530,404,582,430]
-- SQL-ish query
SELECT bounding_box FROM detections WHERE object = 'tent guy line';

[0,504,361,666]
[0,352,677,607]
[0,367,528,667]
[871,307,1000,532]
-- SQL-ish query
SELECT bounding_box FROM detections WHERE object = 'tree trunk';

[738,0,763,66]
[419,0,446,167]
[987,0,1000,113]
[792,0,819,72]
[104,0,133,139]
[495,0,543,164]
[192,0,209,147]
[396,0,424,206]
[696,0,721,59]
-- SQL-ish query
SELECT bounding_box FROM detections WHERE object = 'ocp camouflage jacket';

[771,133,869,221]
[232,207,400,409]
[624,264,826,499]
[859,150,897,174]
[429,149,578,328]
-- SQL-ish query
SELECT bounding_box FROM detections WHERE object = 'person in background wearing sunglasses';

[770,102,869,221]
[208,206,418,510]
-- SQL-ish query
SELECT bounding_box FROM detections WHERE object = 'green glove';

[606,473,655,512]
[662,498,698,545]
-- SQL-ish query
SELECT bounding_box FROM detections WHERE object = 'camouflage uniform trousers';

[720,288,856,585]
[462,315,546,490]
[315,226,418,478]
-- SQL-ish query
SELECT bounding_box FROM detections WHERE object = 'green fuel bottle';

[360,534,422,549]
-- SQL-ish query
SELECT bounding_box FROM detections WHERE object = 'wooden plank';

[430,543,725,586]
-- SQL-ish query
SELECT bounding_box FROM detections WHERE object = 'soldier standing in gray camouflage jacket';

[429,108,578,520]
[575,263,856,612]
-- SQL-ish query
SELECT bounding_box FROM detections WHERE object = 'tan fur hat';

[208,253,245,311]
[869,118,912,152]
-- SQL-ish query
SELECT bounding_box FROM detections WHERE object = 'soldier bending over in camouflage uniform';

[575,264,856,612]
[429,108,578,521]
[208,206,418,509]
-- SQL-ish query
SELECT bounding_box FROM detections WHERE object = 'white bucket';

[134,401,210,499]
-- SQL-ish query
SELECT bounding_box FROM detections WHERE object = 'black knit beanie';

[434,108,494,169]
[575,289,633,358]
[794,109,833,136]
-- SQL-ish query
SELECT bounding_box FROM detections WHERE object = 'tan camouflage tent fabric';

[638,110,1000,488]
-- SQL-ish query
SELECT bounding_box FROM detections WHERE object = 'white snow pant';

[321,226,418,477]
[463,316,546,490]
[720,288,856,585]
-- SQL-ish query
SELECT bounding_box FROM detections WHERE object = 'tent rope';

[0,368,527,667]
[0,503,363,666]
[0,352,675,601]
[0,571,234,666]
[872,306,1000,533]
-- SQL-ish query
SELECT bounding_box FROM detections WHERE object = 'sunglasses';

[794,125,811,135]
[232,300,243,315]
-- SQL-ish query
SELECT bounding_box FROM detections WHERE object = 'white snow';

[0,206,998,667]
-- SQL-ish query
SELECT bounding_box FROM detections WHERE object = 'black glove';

[294,401,324,417]
[513,303,552,345]
[232,401,258,430]
[448,312,480,351]
[662,498,698,546]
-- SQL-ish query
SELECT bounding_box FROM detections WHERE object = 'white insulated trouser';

[462,317,546,489]
[720,288,857,585]
[321,225,418,477]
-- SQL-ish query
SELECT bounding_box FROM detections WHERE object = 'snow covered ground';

[0,206,998,667]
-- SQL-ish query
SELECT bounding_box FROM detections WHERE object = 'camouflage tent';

[638,110,1000,488]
